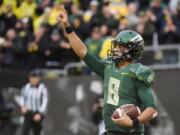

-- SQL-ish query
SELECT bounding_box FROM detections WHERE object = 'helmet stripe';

[130,35,143,42]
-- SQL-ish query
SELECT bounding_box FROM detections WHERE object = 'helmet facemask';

[107,30,144,63]
[108,40,130,63]
[108,40,144,63]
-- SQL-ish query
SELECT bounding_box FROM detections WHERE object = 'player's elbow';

[78,47,88,59]
[145,107,158,124]
[150,107,158,119]
[138,107,158,124]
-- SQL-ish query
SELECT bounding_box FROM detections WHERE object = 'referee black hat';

[29,70,41,77]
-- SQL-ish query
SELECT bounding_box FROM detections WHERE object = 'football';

[112,104,141,120]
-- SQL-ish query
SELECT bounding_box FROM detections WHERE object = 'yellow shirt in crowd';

[99,37,113,59]
[15,0,37,19]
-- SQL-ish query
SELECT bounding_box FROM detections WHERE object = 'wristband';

[132,118,140,127]
[65,26,74,34]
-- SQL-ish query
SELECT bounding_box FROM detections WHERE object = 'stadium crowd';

[0,0,180,70]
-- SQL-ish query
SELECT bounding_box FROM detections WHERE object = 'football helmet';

[108,30,144,63]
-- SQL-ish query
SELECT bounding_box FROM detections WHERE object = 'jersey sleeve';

[136,80,157,110]
[130,64,155,86]
[130,64,157,109]
[83,51,106,79]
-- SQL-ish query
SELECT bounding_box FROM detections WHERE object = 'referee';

[20,70,48,135]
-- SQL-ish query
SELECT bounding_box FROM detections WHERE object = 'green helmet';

[107,30,144,63]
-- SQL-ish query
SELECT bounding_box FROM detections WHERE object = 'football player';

[57,5,157,135]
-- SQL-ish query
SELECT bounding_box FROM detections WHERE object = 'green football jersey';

[84,51,156,133]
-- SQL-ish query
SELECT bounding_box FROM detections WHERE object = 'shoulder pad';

[129,63,155,86]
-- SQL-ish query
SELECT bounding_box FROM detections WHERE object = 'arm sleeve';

[39,87,48,114]
[136,80,157,110]
[83,51,105,79]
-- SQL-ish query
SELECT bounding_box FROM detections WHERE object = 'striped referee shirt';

[20,83,48,114]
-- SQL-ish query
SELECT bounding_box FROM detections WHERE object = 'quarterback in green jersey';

[57,5,157,135]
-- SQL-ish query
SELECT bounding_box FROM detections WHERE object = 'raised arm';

[56,5,87,59]
[56,5,105,78]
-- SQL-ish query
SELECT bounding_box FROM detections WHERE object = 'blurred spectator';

[159,12,179,44]
[33,7,51,32]
[14,18,34,69]
[69,3,83,21]
[99,29,118,59]
[58,40,80,69]
[172,1,180,41]
[90,1,118,30]
[15,19,32,44]
[101,2,119,30]
[100,24,110,37]
[0,89,16,135]
[118,17,129,31]
[83,0,99,23]
[0,4,17,37]
[43,28,62,67]
[85,27,104,59]
[15,0,37,19]
[1,29,20,68]
[27,24,49,69]
[79,0,92,10]
[0,0,17,13]
[136,11,156,45]
[42,28,74,68]
[108,0,128,20]
[62,0,73,15]
[92,95,105,135]
[138,0,151,11]
[69,3,86,40]
[35,0,50,15]
[126,1,139,29]
[149,0,166,33]
[48,2,63,26]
